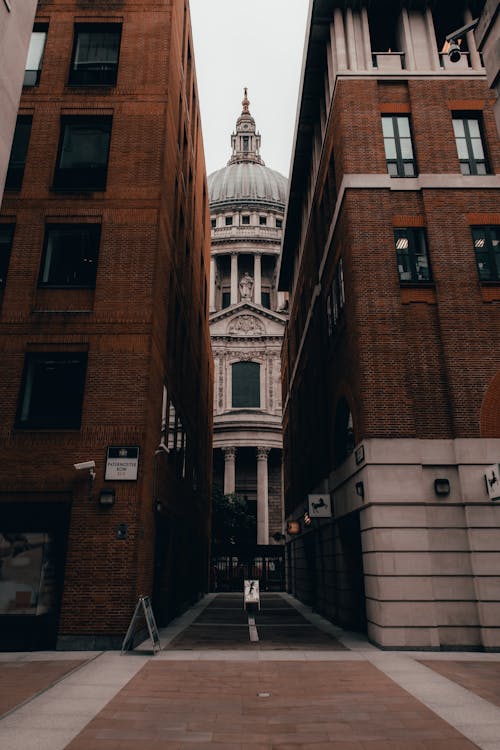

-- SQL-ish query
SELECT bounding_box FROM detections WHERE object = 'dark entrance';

[211,547,285,592]
[0,500,71,651]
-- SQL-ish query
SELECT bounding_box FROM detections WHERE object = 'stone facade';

[209,92,287,549]
[279,0,500,650]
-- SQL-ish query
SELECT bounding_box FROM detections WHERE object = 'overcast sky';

[189,0,310,178]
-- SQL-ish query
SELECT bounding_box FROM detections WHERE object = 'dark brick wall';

[0,0,213,646]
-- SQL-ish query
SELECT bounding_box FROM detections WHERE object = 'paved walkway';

[0,593,499,750]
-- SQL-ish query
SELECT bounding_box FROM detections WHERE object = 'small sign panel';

[105,446,139,481]
[484,464,500,500]
[121,595,161,654]
[244,579,260,609]
[308,493,332,517]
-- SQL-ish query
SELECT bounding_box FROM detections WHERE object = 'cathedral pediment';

[209,302,287,338]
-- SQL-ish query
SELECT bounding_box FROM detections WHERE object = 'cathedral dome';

[208,162,287,208]
[208,89,287,210]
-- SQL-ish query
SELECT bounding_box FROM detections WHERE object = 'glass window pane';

[25,32,47,71]
[476,252,492,280]
[381,117,394,137]
[403,162,415,176]
[60,123,111,168]
[453,119,465,137]
[400,138,414,159]
[476,163,487,175]
[232,361,260,408]
[384,138,397,159]
[74,31,119,69]
[41,226,99,286]
[471,137,484,159]
[467,119,480,138]
[387,162,399,176]
[455,138,469,160]
[460,162,471,175]
[396,117,410,137]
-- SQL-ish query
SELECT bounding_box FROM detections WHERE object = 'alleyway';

[1,593,500,749]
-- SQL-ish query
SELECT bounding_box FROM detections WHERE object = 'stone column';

[345,7,357,70]
[425,8,439,71]
[223,447,237,495]
[464,9,482,71]
[361,7,373,70]
[230,253,238,305]
[209,257,216,312]
[254,254,262,306]
[334,8,348,71]
[256,447,270,545]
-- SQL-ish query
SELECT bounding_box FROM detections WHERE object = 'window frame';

[5,115,33,192]
[23,24,48,87]
[381,114,417,178]
[452,113,489,176]
[471,226,500,282]
[38,223,101,289]
[394,228,432,284]
[0,224,15,289]
[68,23,122,87]
[16,352,88,430]
[52,115,113,192]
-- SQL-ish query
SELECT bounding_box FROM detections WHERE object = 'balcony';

[211,225,282,244]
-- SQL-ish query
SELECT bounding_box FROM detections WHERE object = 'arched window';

[334,397,354,466]
[232,361,260,408]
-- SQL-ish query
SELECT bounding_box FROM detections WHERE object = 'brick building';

[279,0,500,650]
[0,0,213,650]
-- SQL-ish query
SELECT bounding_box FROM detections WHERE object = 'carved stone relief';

[227,315,265,335]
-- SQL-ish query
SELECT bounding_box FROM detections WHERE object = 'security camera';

[74,460,96,471]
[448,42,462,63]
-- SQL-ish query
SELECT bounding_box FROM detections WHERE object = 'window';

[24,25,47,86]
[0,225,15,289]
[242,215,250,225]
[211,218,216,228]
[394,228,431,283]
[276,218,282,228]
[259,216,267,226]
[261,291,271,309]
[453,115,489,175]
[225,216,233,226]
[39,224,100,287]
[472,227,500,282]
[382,115,416,177]
[5,116,32,191]
[69,24,121,86]
[327,257,346,335]
[17,352,88,429]
[242,136,249,152]
[53,116,112,191]
[222,291,230,309]
[232,361,260,408]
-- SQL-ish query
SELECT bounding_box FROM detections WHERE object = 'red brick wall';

[0,0,213,646]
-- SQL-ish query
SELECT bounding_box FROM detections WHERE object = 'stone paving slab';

[420,661,500,709]
[63,660,482,750]
[0,659,88,718]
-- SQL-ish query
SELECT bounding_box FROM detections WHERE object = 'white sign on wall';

[105,447,139,481]
[484,464,500,500]
[308,494,332,517]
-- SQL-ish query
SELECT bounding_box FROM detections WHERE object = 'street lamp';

[445,18,479,63]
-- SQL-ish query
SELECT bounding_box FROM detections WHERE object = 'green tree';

[211,484,256,549]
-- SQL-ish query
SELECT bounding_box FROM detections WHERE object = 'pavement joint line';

[248,614,259,642]
[0,650,104,722]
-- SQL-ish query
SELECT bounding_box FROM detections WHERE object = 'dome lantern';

[228,87,264,166]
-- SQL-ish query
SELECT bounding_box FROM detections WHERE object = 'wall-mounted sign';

[105,447,139,481]
[308,493,332,517]
[484,464,500,500]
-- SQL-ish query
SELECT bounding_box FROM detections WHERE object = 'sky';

[189,0,310,178]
